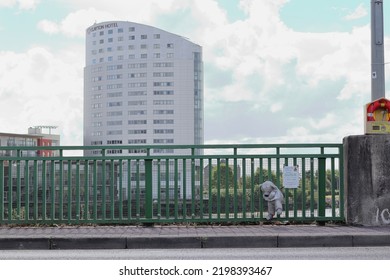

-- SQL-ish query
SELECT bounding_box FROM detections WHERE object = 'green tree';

[211,163,234,189]
[325,169,340,194]
[254,168,278,184]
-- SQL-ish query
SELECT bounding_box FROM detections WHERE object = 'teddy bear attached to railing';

[260,181,284,220]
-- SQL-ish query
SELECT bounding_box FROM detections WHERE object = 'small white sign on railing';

[283,165,300,188]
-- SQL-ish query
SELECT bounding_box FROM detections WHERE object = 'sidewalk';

[0,224,390,250]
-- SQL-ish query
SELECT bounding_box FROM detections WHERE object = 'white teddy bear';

[260,181,284,220]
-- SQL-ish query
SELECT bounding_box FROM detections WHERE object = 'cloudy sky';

[0,0,389,146]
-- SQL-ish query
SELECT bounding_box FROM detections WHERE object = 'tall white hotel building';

[84,21,203,153]
[83,21,203,199]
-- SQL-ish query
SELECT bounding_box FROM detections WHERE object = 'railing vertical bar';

[259,158,264,219]
[93,160,98,222]
[225,158,229,220]
[174,158,178,220]
[242,158,246,219]
[250,158,255,219]
[217,158,221,221]
[101,148,106,219]
[102,159,106,221]
[208,158,212,221]
[50,160,55,221]
[42,160,47,222]
[16,159,21,222]
[284,158,289,219]
[110,159,115,220]
[84,160,89,222]
[185,159,190,220]
[165,159,169,220]
[310,158,315,218]
[293,157,298,219]
[75,160,80,222]
[233,156,236,220]
[199,158,204,220]
[302,158,306,219]
[190,151,194,219]
[127,159,133,221]
[33,160,38,222]
[318,156,326,218]
[118,159,123,221]
[190,158,194,219]
[331,158,336,218]
[233,149,238,220]
[276,147,281,187]
[127,159,131,221]
[135,159,140,220]
[8,160,12,222]
[0,161,4,223]
[157,159,161,219]
[267,158,272,181]
[145,159,153,221]
[24,160,29,222]
[182,159,187,219]
[59,160,63,221]
[67,160,72,223]
[165,159,170,219]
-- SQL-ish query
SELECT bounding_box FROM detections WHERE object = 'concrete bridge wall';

[344,135,390,225]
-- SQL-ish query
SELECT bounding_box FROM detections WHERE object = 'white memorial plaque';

[283,165,300,188]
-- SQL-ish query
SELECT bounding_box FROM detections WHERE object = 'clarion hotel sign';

[87,22,118,34]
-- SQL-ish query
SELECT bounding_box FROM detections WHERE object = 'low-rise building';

[0,126,60,157]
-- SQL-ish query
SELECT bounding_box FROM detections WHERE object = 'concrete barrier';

[344,134,390,226]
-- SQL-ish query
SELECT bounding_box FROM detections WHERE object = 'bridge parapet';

[0,144,343,225]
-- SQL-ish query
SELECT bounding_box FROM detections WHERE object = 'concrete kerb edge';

[0,238,50,250]
[201,235,278,248]
[352,234,390,247]
[50,237,127,250]
[1,234,390,249]
[277,235,354,248]
[0,236,278,250]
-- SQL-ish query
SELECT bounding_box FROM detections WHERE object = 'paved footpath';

[0,224,390,250]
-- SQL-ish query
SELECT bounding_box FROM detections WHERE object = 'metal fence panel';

[0,144,344,225]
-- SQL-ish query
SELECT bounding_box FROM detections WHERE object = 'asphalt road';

[1,247,390,260]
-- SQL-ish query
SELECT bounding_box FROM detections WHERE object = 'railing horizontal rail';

[0,154,342,161]
[0,143,343,150]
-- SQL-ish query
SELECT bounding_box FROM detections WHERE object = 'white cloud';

[294,25,371,100]
[41,0,227,38]
[54,0,182,29]
[196,0,378,144]
[0,46,84,145]
[38,8,115,37]
[309,113,337,130]
[219,83,254,102]
[344,4,367,21]
[37,19,60,34]
[286,126,310,138]
[270,103,283,113]
[0,0,40,10]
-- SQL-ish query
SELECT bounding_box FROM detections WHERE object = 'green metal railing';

[0,144,344,225]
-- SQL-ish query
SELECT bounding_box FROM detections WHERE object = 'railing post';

[145,159,153,220]
[318,157,326,220]
[339,145,345,220]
